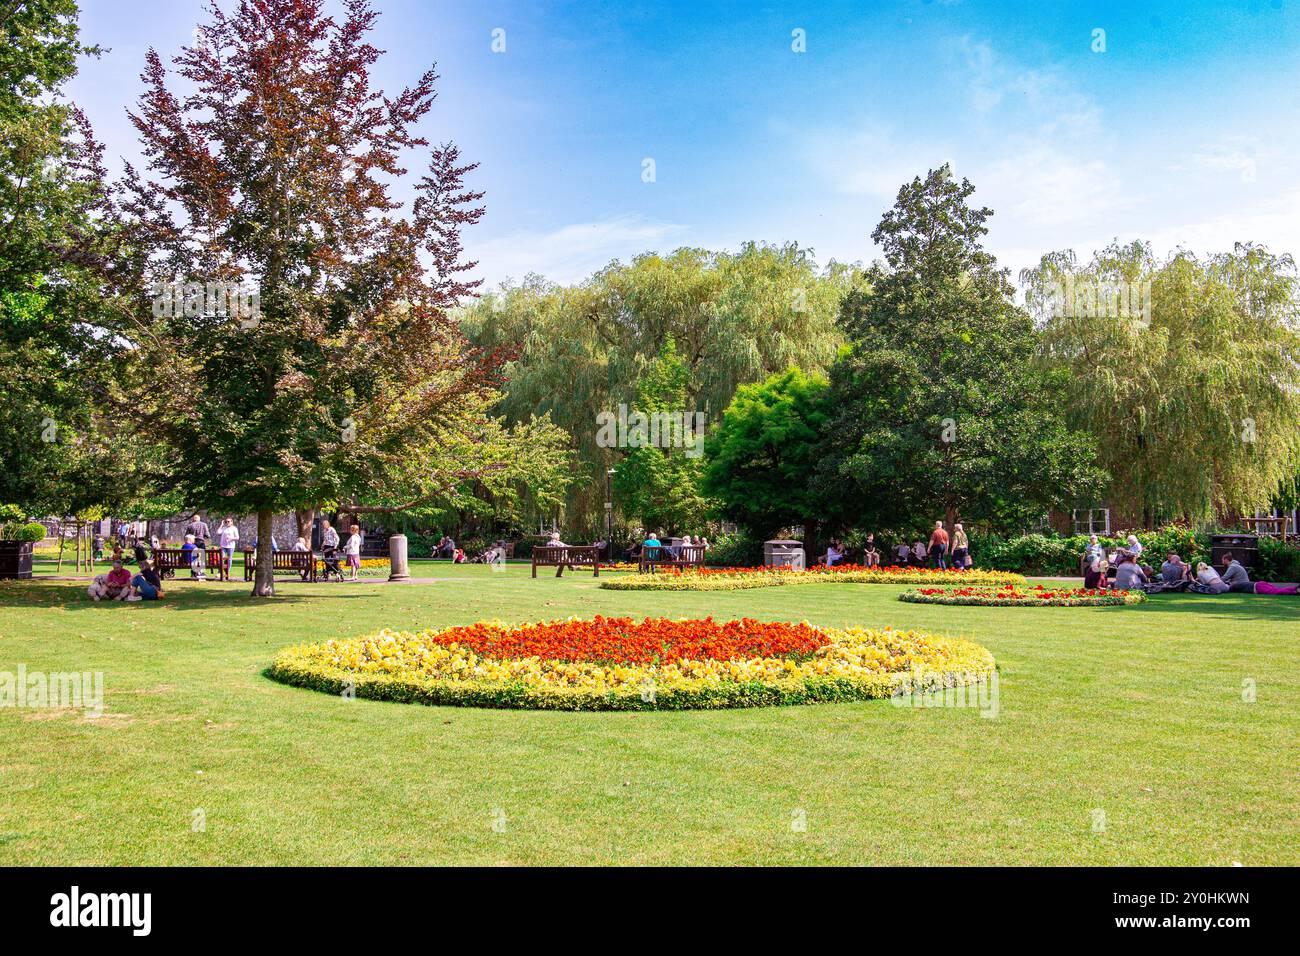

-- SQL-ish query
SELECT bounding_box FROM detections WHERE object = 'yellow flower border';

[268,619,996,711]
[600,567,1026,591]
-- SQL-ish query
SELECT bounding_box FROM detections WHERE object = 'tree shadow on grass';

[0,580,378,613]
[1127,591,1300,625]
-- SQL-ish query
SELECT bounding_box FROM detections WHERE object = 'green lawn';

[1,561,1296,865]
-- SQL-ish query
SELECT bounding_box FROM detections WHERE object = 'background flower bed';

[268,616,996,711]
[601,565,1025,591]
[899,585,1146,607]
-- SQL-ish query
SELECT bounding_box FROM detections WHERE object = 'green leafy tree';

[609,338,710,535]
[1024,241,1300,525]
[463,243,854,531]
[112,0,500,594]
[818,167,1103,533]
[701,367,830,540]
[0,0,128,512]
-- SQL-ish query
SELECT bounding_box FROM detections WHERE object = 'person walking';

[928,520,950,569]
[216,517,240,582]
[345,524,363,581]
[950,523,969,570]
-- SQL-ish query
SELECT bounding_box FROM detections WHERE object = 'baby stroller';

[319,546,345,582]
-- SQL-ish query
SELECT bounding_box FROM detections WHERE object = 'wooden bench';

[639,544,707,573]
[531,545,601,577]
[242,549,317,583]
[152,547,224,580]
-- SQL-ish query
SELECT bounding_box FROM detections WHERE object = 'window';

[1072,508,1110,535]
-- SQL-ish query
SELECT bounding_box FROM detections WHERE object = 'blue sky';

[70,0,1300,288]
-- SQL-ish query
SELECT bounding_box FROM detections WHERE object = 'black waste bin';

[1211,533,1258,569]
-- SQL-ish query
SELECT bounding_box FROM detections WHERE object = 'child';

[345,524,363,581]
[182,534,206,581]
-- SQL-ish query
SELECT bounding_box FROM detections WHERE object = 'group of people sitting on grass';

[1084,534,1297,595]
[88,558,164,602]
[823,521,972,570]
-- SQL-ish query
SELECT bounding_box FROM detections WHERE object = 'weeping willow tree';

[461,242,855,532]
[1023,241,1300,526]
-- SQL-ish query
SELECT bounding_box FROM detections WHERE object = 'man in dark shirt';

[185,513,210,548]
[131,560,165,600]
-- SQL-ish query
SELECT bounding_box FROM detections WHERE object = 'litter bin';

[764,539,804,567]
[1211,533,1258,569]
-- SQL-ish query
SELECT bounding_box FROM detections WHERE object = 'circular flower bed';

[600,564,1026,591]
[268,615,996,711]
[898,584,1146,607]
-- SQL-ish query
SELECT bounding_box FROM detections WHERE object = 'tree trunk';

[295,507,316,545]
[57,526,66,574]
[252,508,276,596]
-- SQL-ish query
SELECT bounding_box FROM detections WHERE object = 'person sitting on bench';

[863,534,880,567]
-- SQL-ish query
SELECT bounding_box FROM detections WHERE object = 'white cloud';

[467,216,689,288]
[977,145,1140,228]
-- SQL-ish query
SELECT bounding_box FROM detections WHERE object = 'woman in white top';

[345,524,363,581]
[216,517,240,582]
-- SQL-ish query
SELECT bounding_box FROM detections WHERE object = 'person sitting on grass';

[1219,552,1255,593]
[1112,554,1148,590]
[1082,535,1106,589]
[103,559,133,601]
[1195,561,1229,594]
[1160,553,1192,587]
[130,559,164,601]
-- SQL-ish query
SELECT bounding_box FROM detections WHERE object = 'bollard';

[388,533,410,582]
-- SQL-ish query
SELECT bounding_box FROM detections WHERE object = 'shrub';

[974,526,1211,575]
[0,521,47,542]
[703,530,764,567]
[1257,538,1300,583]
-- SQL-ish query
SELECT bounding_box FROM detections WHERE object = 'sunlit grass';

[0,561,1295,865]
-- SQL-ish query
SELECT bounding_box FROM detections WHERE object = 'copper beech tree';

[113,0,503,594]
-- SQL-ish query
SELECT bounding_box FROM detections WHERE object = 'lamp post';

[605,468,616,558]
